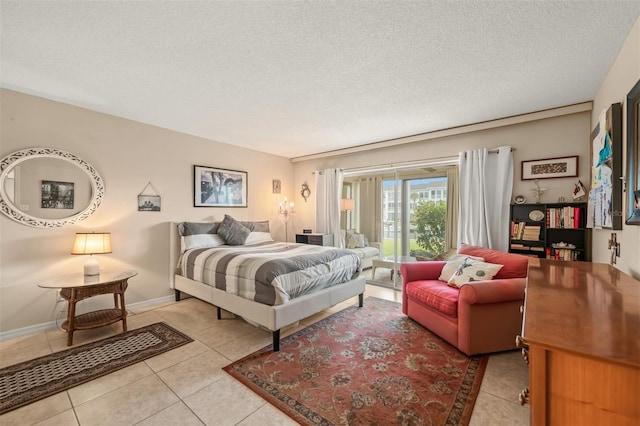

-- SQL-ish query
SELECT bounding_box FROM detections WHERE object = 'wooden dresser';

[517,259,640,425]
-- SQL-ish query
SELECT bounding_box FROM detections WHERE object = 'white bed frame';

[168,222,365,351]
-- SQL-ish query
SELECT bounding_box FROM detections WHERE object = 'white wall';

[591,16,640,278]
[0,89,294,333]
[292,110,592,237]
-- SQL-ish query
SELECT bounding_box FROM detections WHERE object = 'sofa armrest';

[368,241,382,257]
[458,278,526,305]
[400,261,446,283]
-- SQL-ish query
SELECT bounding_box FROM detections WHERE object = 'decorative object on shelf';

[71,232,112,275]
[528,210,545,222]
[194,165,247,207]
[572,180,587,201]
[0,147,104,228]
[625,79,640,225]
[588,103,622,229]
[514,195,526,204]
[272,179,281,194]
[300,183,311,202]
[278,196,295,242]
[530,179,547,203]
[521,156,579,180]
[608,232,620,265]
[137,182,160,212]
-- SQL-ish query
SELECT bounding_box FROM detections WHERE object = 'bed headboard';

[168,219,272,288]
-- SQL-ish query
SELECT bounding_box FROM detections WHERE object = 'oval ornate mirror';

[0,147,104,228]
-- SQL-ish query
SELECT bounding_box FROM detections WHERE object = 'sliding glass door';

[371,170,450,289]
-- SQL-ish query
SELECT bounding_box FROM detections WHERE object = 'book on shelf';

[547,206,582,229]
[510,222,541,241]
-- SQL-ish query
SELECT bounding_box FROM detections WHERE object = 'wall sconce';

[300,183,311,202]
[71,232,112,275]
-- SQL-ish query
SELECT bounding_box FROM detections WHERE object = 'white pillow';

[438,254,485,281]
[181,233,225,251]
[447,259,504,287]
[244,231,274,245]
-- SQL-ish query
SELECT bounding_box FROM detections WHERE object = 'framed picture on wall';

[521,156,579,180]
[626,79,640,225]
[41,180,74,209]
[588,103,623,230]
[194,165,247,207]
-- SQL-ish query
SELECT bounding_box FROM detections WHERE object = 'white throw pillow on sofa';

[447,258,504,287]
[438,254,485,282]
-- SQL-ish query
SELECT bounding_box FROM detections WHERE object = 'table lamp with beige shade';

[71,232,112,276]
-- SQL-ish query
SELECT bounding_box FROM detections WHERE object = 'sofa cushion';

[348,245,379,259]
[447,259,504,287]
[346,231,366,249]
[438,254,485,281]
[405,280,459,318]
[458,244,529,279]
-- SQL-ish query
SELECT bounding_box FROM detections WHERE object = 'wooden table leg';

[66,289,77,346]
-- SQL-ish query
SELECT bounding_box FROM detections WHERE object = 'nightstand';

[295,233,334,246]
[38,270,137,346]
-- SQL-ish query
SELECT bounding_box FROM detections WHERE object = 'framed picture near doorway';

[194,165,247,207]
[626,79,640,225]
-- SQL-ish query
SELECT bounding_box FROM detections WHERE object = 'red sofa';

[400,244,529,356]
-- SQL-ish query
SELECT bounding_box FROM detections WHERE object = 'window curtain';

[445,166,459,252]
[458,147,513,251]
[358,176,383,245]
[315,168,343,247]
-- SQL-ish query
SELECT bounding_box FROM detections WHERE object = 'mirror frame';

[0,147,104,228]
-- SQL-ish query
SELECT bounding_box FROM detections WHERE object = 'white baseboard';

[0,295,176,342]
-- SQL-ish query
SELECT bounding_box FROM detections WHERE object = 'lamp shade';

[71,232,112,255]
[340,198,355,211]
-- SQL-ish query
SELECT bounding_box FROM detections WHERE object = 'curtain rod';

[342,156,459,177]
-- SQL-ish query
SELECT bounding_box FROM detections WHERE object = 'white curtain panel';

[358,176,383,244]
[458,146,513,251]
[315,168,343,246]
[445,166,459,252]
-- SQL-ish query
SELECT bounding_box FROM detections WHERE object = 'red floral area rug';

[223,297,488,425]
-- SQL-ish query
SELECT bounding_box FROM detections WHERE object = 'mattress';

[179,241,361,305]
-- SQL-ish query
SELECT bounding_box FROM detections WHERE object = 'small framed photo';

[138,195,161,211]
[41,180,74,209]
[521,156,578,180]
[194,165,247,207]
[272,179,281,194]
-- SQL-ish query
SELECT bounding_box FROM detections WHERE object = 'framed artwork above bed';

[194,165,247,207]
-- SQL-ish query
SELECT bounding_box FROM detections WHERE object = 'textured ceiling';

[1,1,639,159]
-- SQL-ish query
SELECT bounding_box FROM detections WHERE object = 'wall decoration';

[587,103,622,229]
[138,195,161,211]
[625,79,640,225]
[272,179,281,194]
[300,183,311,202]
[138,181,161,212]
[521,156,578,180]
[194,165,247,207]
[41,180,74,209]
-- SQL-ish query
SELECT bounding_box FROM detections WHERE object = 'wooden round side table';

[38,270,138,346]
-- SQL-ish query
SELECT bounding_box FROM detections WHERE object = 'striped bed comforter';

[179,241,361,305]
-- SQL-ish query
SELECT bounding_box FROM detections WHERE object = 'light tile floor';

[0,285,529,425]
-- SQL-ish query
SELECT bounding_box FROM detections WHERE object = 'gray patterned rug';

[0,322,192,414]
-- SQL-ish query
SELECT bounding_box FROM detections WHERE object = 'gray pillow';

[218,215,251,245]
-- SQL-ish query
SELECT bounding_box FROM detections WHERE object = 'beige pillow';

[438,254,485,282]
[447,258,504,287]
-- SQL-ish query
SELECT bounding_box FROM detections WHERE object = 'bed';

[168,219,365,351]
